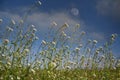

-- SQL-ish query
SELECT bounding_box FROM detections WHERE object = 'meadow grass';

[0,1,120,80]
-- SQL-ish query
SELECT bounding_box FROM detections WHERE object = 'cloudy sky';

[0,0,120,57]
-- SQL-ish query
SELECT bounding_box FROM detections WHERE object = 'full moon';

[71,8,79,16]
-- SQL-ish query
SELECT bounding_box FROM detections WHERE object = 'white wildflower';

[19,34,23,38]
[61,31,67,37]
[81,31,85,35]
[52,41,56,45]
[76,24,80,28]
[68,61,76,65]
[88,39,92,43]
[31,33,35,37]
[99,46,103,51]
[63,22,69,27]
[41,40,46,45]
[93,40,98,44]
[1,54,5,57]
[78,44,83,48]
[95,50,99,54]
[0,19,3,23]
[31,69,36,74]
[36,60,41,64]
[101,55,105,59]
[20,20,24,24]
[51,21,57,26]
[63,33,67,37]
[35,36,39,40]
[48,62,57,69]
[112,67,116,70]
[4,39,9,44]
[24,49,29,53]
[6,27,13,32]
[32,28,37,32]
[75,47,80,52]
[81,55,85,59]
[111,33,117,39]
[17,76,20,80]
[9,75,14,80]
[28,63,31,66]
[93,73,96,77]
[37,1,42,5]
[31,25,35,28]
[87,48,91,53]
[7,61,11,66]
[67,36,71,39]
[65,66,71,69]
[11,19,15,25]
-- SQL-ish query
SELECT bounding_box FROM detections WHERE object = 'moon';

[71,8,79,16]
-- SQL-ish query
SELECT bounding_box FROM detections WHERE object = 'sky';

[0,0,120,57]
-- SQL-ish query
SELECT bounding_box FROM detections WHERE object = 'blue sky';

[0,0,120,57]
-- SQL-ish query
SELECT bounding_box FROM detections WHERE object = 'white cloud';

[0,9,105,41]
[0,11,21,21]
[0,10,82,38]
[90,32,105,41]
[96,0,120,18]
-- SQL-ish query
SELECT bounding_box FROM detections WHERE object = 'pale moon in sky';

[71,8,79,16]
